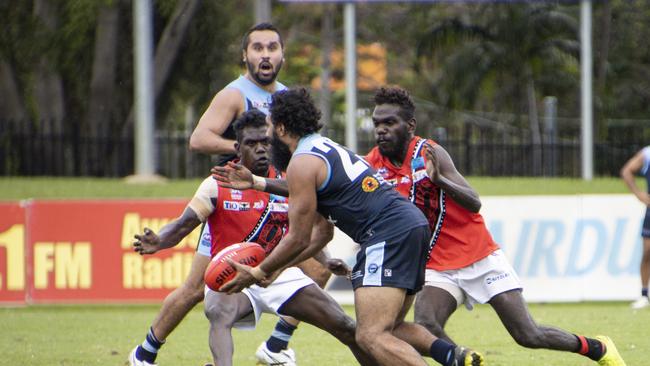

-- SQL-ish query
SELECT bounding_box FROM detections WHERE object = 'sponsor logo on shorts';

[368,263,379,273]
[361,176,379,192]
[485,272,510,285]
[223,201,250,211]
[350,271,363,280]
[384,269,392,277]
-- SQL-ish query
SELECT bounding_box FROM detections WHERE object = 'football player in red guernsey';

[132,110,375,366]
[365,86,625,366]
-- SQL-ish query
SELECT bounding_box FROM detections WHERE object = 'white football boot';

[630,296,650,310]
[128,346,158,366]
[255,342,297,366]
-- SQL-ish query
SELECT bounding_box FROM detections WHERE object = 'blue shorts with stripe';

[643,208,650,238]
[351,224,431,295]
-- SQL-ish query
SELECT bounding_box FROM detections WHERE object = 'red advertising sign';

[0,202,27,303]
[25,200,200,303]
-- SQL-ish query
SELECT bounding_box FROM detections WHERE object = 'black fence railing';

[1,118,646,178]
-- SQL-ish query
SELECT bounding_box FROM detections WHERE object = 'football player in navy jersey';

[220,88,484,366]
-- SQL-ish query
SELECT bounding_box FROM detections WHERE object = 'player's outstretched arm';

[212,161,289,196]
[424,143,481,213]
[133,207,202,255]
[189,88,243,155]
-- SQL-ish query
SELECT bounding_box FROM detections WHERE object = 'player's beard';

[378,128,409,161]
[247,59,283,86]
[270,130,293,172]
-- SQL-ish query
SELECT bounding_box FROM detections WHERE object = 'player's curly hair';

[241,22,284,52]
[269,88,323,137]
[373,86,415,121]
[233,109,268,143]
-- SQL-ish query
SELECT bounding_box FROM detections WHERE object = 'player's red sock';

[574,334,606,361]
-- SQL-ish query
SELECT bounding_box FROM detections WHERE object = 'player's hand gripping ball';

[204,242,265,291]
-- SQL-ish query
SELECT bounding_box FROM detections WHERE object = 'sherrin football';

[204,242,266,291]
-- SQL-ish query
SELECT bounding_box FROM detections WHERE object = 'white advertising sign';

[326,194,646,304]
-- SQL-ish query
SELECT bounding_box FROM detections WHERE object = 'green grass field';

[1,176,646,365]
[1,302,647,366]
[0,176,638,200]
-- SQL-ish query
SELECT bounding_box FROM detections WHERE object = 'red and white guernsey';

[365,137,498,271]
[188,169,288,258]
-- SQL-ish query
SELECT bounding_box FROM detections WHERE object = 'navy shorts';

[643,208,650,238]
[351,225,431,295]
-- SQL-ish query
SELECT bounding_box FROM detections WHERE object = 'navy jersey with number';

[294,134,428,244]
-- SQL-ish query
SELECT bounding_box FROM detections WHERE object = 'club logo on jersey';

[230,189,243,200]
[411,156,425,170]
[223,201,250,211]
[200,231,211,245]
[361,176,379,192]
[252,100,270,111]
[253,200,265,210]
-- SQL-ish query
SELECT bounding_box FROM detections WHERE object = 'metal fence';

[1,116,647,178]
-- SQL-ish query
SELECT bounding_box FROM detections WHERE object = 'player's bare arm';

[424,143,481,213]
[189,88,244,154]
[212,161,289,196]
[133,207,202,255]
[220,155,323,294]
[621,150,650,205]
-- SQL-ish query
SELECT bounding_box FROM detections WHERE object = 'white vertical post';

[580,0,593,180]
[255,0,272,24]
[344,2,357,152]
[133,0,155,176]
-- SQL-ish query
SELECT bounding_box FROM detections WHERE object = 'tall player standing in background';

[128,23,329,366]
[365,86,626,366]
[620,146,650,310]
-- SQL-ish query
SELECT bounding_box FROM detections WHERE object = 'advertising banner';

[326,194,645,304]
[25,200,199,303]
[480,194,644,302]
[0,202,26,303]
[0,195,644,304]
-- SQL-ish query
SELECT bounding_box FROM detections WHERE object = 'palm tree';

[416,3,580,175]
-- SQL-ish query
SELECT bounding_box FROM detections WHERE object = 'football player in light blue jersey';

[220,88,484,366]
[129,24,329,366]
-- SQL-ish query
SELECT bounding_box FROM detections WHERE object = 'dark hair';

[269,88,322,137]
[241,23,284,52]
[233,109,268,143]
[373,86,416,121]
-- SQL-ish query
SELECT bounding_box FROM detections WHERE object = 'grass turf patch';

[1,302,646,365]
